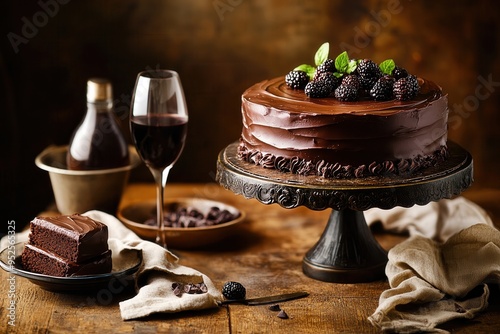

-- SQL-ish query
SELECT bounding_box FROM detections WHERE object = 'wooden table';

[1,183,500,333]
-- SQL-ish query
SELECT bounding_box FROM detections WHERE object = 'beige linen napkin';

[365,196,493,242]
[365,198,498,333]
[0,211,222,320]
[84,210,222,320]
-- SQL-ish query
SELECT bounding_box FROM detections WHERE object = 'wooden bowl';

[117,198,245,249]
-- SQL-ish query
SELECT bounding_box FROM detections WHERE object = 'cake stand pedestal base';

[216,141,473,283]
[302,209,387,283]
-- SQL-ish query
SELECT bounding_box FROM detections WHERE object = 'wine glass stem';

[151,167,171,248]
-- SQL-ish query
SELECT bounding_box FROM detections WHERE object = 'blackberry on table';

[222,281,246,300]
[335,84,358,102]
[285,70,309,89]
[393,75,419,101]
[370,75,395,101]
[305,80,332,98]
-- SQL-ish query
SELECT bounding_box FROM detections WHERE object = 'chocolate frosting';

[32,214,107,239]
[30,214,109,262]
[239,77,449,178]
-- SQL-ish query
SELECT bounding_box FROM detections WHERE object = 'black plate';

[0,242,142,292]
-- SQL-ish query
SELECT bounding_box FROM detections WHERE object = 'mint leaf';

[294,64,316,80]
[335,51,349,73]
[333,72,343,78]
[379,59,395,75]
[346,59,357,74]
[314,42,330,66]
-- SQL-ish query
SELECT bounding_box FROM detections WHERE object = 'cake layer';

[21,244,112,277]
[28,214,109,263]
[239,76,448,177]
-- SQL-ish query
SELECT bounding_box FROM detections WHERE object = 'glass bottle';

[67,78,130,170]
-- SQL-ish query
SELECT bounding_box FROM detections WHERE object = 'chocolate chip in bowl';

[117,198,245,249]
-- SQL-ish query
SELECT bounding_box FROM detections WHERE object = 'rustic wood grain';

[1,183,499,333]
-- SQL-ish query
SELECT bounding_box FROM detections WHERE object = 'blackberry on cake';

[407,74,420,92]
[360,75,381,91]
[315,72,341,91]
[315,58,335,75]
[285,70,309,89]
[393,75,419,101]
[334,84,358,102]
[305,80,332,98]
[392,66,409,80]
[356,59,381,77]
[370,75,395,101]
[357,59,381,80]
[341,74,361,91]
[355,59,382,91]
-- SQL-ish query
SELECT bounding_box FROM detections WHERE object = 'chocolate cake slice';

[21,214,112,277]
[28,214,109,263]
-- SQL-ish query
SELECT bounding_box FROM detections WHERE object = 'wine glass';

[130,70,188,248]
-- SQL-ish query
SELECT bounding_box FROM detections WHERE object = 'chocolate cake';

[21,214,112,277]
[238,48,448,179]
[21,244,111,277]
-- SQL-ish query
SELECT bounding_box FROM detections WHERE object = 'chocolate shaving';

[172,282,183,297]
[144,206,240,228]
[268,304,281,311]
[277,310,289,319]
[172,282,208,297]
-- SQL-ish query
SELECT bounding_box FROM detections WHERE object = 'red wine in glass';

[130,69,189,248]
[131,115,188,170]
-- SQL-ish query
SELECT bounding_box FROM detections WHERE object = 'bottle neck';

[87,100,113,113]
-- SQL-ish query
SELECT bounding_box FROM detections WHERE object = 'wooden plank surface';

[1,183,499,333]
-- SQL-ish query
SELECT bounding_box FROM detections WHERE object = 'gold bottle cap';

[87,78,113,102]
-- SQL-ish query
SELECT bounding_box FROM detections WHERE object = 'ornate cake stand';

[216,142,473,283]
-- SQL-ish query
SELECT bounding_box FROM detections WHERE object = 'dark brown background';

[1,0,499,232]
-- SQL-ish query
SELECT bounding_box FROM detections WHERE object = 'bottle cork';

[86,78,113,102]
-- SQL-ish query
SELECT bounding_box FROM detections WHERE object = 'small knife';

[218,291,309,306]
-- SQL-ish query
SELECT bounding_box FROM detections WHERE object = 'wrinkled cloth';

[366,198,498,333]
[1,210,222,320]
[365,196,493,242]
[84,211,222,320]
